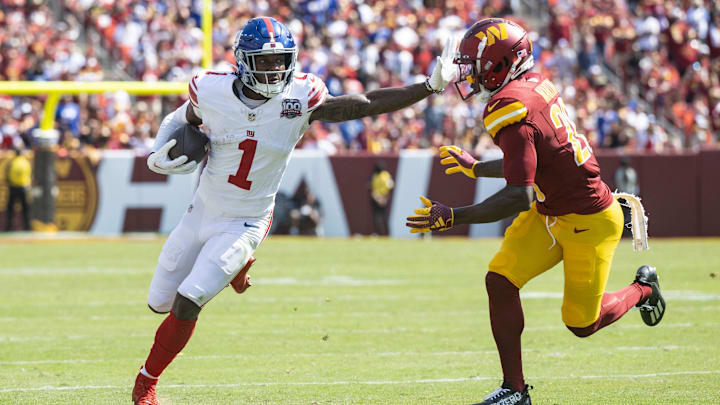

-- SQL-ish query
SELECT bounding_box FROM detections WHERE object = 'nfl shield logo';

[248,112,256,121]
[281,98,302,118]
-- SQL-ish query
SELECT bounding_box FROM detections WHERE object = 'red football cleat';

[230,256,256,294]
[132,371,159,405]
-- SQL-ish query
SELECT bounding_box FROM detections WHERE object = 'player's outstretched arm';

[439,145,504,178]
[454,185,533,225]
[474,159,504,178]
[309,85,430,123]
[405,185,532,233]
[309,36,458,123]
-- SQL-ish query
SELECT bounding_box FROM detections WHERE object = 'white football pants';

[147,194,272,312]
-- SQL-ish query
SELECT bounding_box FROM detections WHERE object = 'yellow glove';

[405,196,454,234]
[439,145,478,179]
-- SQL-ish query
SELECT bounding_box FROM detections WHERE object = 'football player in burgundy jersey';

[133,16,459,405]
[406,18,665,405]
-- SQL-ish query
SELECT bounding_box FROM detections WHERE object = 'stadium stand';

[1,0,718,154]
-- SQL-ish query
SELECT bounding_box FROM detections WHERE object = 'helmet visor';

[454,62,481,101]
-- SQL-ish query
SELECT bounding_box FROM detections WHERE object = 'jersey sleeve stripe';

[485,107,528,137]
[188,85,199,107]
[308,87,328,111]
[189,76,200,106]
[188,82,199,107]
[484,101,525,127]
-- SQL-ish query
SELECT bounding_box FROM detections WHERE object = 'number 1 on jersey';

[227,139,257,190]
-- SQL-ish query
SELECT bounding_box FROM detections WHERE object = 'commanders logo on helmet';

[454,18,534,102]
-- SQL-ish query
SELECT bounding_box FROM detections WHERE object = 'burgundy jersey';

[483,72,613,216]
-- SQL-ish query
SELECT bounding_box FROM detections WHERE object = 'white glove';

[147,139,198,175]
[427,35,459,93]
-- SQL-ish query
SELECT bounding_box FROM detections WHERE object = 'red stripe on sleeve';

[308,87,328,110]
[188,81,199,106]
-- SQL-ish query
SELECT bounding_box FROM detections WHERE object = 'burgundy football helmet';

[453,18,534,102]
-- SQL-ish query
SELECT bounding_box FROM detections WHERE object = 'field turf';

[0,236,718,404]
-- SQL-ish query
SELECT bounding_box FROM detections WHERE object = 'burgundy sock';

[144,312,197,378]
[485,272,525,392]
[568,282,652,338]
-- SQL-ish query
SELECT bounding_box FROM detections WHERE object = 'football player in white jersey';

[132,16,458,405]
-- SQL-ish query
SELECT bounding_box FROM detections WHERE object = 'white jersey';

[188,70,328,217]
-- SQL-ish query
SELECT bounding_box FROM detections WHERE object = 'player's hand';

[427,35,459,93]
[406,196,454,233]
[439,145,478,179]
[147,139,198,175]
[230,256,255,294]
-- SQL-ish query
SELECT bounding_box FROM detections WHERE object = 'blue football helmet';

[233,17,298,98]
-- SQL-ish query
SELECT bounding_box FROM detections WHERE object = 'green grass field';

[0,236,718,405]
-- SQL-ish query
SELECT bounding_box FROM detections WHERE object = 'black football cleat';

[472,382,532,405]
[634,265,666,326]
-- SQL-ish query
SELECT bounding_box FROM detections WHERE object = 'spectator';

[614,156,639,195]
[4,147,32,231]
[369,161,394,235]
[290,183,322,236]
[614,156,639,237]
[1,0,718,155]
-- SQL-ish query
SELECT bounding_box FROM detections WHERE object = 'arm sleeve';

[151,101,190,153]
[496,123,537,186]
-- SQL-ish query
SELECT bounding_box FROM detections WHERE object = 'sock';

[143,312,197,378]
[568,282,652,338]
[139,366,158,379]
[486,272,525,393]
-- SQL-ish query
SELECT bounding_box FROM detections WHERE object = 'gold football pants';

[488,200,624,328]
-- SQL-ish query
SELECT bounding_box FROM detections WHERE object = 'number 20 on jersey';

[550,98,592,166]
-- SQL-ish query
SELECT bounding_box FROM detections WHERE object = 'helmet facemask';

[235,42,297,99]
[454,35,535,103]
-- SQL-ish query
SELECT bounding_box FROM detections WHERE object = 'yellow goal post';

[0,0,213,132]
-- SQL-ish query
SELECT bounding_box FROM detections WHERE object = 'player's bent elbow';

[515,197,532,212]
[507,185,533,212]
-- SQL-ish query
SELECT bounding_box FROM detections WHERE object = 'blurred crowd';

[0,0,718,155]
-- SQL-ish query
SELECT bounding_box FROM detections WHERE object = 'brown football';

[167,124,209,164]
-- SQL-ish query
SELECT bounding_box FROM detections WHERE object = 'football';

[167,124,210,164]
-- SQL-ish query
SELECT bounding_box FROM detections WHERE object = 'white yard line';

[1,370,718,393]
[3,321,718,343]
[0,321,717,343]
[0,267,147,275]
[0,345,698,366]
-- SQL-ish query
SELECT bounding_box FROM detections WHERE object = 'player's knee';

[485,271,516,294]
[147,289,174,314]
[566,324,595,338]
[147,303,170,314]
[172,293,202,321]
